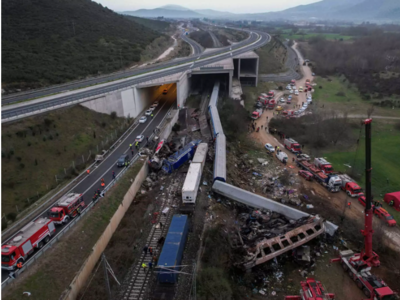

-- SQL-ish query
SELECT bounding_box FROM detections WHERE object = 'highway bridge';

[1,26,270,287]
[2,29,269,122]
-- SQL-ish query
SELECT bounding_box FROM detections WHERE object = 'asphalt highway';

[2,31,269,120]
[2,29,261,106]
[1,88,176,281]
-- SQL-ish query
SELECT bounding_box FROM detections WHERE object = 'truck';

[267,91,274,99]
[276,150,288,163]
[313,172,342,192]
[282,110,294,117]
[268,99,276,109]
[162,140,201,173]
[157,215,189,283]
[313,157,333,174]
[337,174,364,197]
[358,196,396,227]
[251,111,261,119]
[48,193,85,225]
[284,138,301,153]
[297,160,342,192]
[285,278,335,300]
[1,218,56,270]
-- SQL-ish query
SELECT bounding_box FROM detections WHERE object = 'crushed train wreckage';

[230,209,325,270]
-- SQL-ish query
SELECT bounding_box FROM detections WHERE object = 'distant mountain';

[123,5,234,19]
[227,0,400,22]
[123,6,203,19]
[194,9,234,17]
[2,0,165,89]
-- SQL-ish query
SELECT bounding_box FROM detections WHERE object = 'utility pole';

[102,253,112,300]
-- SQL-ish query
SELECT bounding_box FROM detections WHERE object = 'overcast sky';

[95,0,321,14]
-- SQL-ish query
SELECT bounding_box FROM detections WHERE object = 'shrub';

[27,141,31,146]
[35,159,38,166]
[101,121,107,127]
[335,91,346,97]
[7,212,17,221]
[43,137,47,141]
[44,118,53,126]
[20,163,25,169]
[9,149,14,156]
[394,121,400,132]
[110,111,117,119]
[49,135,53,140]
[319,86,323,89]
[16,156,22,162]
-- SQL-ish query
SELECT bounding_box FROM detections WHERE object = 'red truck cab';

[268,99,276,109]
[251,111,261,120]
[284,138,301,153]
[314,158,333,174]
[343,182,363,198]
[267,91,274,99]
[48,193,84,225]
[2,218,55,270]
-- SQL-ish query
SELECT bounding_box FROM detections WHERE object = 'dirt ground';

[241,44,400,297]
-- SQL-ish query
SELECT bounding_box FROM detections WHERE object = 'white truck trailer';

[182,163,202,204]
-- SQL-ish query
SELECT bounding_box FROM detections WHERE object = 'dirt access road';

[249,42,400,250]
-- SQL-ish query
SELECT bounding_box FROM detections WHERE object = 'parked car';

[297,154,311,162]
[275,105,283,111]
[135,135,144,142]
[279,97,285,103]
[162,89,167,95]
[302,103,308,108]
[151,102,158,109]
[286,85,292,90]
[299,86,304,92]
[117,154,129,167]
[139,116,147,123]
[265,143,275,153]
[295,90,299,95]
[299,170,313,181]
[290,89,294,94]
[145,110,152,116]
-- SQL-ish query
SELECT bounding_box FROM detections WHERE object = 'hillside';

[124,15,171,32]
[2,0,167,90]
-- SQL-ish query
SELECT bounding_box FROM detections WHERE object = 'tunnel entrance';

[189,73,230,99]
[134,82,177,117]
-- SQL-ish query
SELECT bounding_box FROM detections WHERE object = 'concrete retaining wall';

[160,110,179,140]
[212,181,338,236]
[81,92,124,117]
[177,72,190,108]
[62,160,149,300]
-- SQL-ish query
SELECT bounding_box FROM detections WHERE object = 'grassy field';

[256,38,288,74]
[312,75,400,117]
[2,160,146,300]
[323,121,400,222]
[1,106,129,220]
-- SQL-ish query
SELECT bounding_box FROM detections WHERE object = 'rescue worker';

[390,200,394,206]
[101,182,105,187]
[125,161,128,167]
[347,201,351,209]
[112,171,116,179]
[16,261,23,270]
[149,247,153,256]
[142,263,147,272]
[151,113,154,118]
[86,169,90,175]
[135,142,139,149]
[129,143,132,150]
[143,245,148,256]
[148,261,153,270]
[131,149,134,156]
[101,178,105,184]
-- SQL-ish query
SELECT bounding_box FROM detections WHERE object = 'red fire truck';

[285,278,335,300]
[284,138,301,153]
[48,193,85,225]
[1,218,56,270]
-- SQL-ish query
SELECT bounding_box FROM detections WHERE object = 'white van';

[295,90,299,95]
[276,150,288,163]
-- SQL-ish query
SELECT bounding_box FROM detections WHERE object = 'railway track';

[120,178,180,300]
